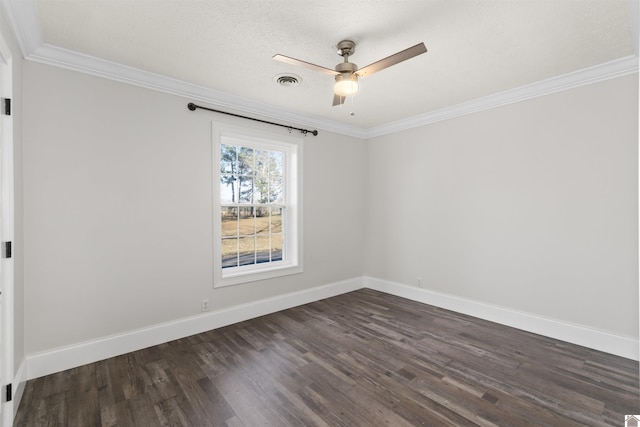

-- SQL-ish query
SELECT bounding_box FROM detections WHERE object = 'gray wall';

[365,74,639,339]
[22,61,366,354]
[19,56,640,356]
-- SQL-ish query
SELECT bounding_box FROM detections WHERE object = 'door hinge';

[3,241,11,259]
[2,98,10,116]
[5,384,11,402]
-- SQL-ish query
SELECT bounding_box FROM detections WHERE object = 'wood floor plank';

[14,289,640,426]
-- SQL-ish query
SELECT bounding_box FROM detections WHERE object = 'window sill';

[215,264,303,288]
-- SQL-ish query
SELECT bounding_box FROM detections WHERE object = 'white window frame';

[212,122,303,287]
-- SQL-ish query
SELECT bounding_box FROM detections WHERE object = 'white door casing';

[0,28,14,427]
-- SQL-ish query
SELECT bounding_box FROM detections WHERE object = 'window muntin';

[212,123,302,287]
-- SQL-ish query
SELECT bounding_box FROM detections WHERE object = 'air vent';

[274,74,301,87]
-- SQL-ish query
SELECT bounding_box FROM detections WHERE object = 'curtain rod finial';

[187,103,196,111]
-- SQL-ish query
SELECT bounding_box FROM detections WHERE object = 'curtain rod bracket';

[187,103,318,136]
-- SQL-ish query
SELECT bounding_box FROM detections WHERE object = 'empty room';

[0,0,638,425]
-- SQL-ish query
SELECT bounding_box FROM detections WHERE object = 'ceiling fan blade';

[355,42,427,78]
[332,94,345,106]
[273,54,339,76]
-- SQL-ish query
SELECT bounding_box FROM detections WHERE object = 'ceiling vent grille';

[274,74,301,87]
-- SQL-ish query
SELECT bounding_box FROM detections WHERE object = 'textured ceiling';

[21,0,640,130]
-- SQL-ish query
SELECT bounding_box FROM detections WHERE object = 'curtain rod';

[187,103,318,136]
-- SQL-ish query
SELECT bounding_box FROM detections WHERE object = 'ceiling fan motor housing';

[335,62,357,74]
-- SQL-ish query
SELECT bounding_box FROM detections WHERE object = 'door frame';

[0,28,14,427]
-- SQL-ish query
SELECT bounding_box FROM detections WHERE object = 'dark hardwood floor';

[15,289,639,426]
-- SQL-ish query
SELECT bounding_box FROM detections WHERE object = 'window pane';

[220,175,238,204]
[270,151,284,203]
[269,175,284,203]
[237,147,254,176]
[238,236,255,266]
[254,181,268,204]
[255,209,270,235]
[271,233,283,262]
[255,150,269,175]
[220,161,234,174]
[271,151,283,169]
[221,207,238,237]
[221,238,238,268]
[238,207,255,236]
[256,235,270,263]
[220,144,237,173]
[238,176,254,203]
[255,150,269,203]
[271,207,282,233]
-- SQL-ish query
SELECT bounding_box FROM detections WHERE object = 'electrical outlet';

[201,299,210,312]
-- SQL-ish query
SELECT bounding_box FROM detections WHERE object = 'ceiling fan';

[273,40,428,106]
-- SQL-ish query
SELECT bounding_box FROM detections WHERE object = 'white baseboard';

[364,276,639,361]
[24,275,638,381]
[26,277,364,380]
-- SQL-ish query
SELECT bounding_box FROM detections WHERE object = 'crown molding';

[2,0,638,140]
[365,55,639,139]
[0,0,41,57]
[28,43,368,139]
[0,0,366,139]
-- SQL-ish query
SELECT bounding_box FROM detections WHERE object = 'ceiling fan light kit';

[334,73,359,97]
[334,60,359,97]
[273,39,427,107]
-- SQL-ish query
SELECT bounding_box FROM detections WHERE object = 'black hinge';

[2,98,10,116]
[3,241,11,259]
[5,384,11,402]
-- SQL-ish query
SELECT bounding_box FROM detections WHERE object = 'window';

[212,122,302,287]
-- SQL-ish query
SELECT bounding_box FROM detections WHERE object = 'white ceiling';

[3,0,639,137]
